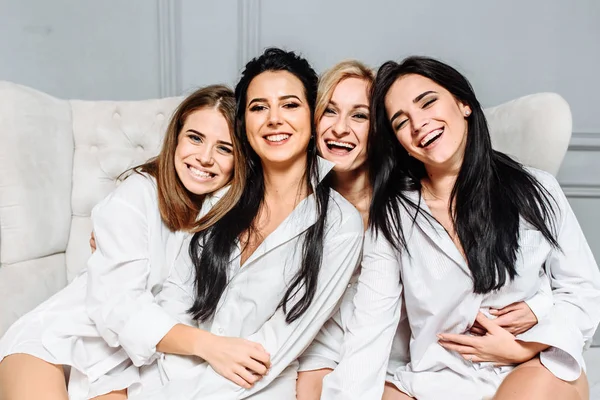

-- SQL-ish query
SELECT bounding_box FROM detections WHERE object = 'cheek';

[395,130,411,149]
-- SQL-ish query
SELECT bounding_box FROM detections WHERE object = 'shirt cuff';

[119,302,180,366]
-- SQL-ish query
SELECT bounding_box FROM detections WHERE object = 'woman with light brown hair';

[0,85,266,400]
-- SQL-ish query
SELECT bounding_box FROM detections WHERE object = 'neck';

[423,162,461,202]
[262,156,310,205]
[332,166,371,229]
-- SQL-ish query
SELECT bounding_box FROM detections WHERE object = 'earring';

[465,110,471,116]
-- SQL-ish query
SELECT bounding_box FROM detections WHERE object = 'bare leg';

[494,357,589,400]
[382,381,415,400]
[0,354,68,400]
[296,369,332,400]
[91,389,128,400]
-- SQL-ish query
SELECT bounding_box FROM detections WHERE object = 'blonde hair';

[136,85,245,232]
[315,60,375,124]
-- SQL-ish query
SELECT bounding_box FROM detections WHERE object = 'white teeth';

[420,128,443,147]
[325,140,356,150]
[189,166,213,178]
[265,134,290,142]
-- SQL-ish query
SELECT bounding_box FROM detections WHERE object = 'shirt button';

[347,283,352,288]
[218,328,224,334]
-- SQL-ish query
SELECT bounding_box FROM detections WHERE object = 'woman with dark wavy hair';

[324,56,600,399]
[134,48,363,399]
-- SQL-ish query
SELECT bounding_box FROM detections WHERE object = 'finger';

[492,313,517,328]
[474,312,502,334]
[250,348,271,368]
[243,358,268,376]
[469,326,486,336]
[235,366,260,387]
[227,372,252,389]
[494,302,521,315]
[438,340,476,355]
[437,333,479,346]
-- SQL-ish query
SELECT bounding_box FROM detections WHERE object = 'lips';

[264,133,290,143]
[418,128,443,148]
[188,164,215,180]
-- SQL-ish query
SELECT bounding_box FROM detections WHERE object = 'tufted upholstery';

[0,81,572,336]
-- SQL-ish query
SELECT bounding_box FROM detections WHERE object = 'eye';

[394,119,408,131]
[283,102,300,109]
[249,104,267,112]
[423,97,437,108]
[217,145,233,154]
[353,112,369,121]
[188,133,203,143]
[324,107,336,115]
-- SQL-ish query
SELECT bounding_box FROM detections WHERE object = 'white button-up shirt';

[323,168,600,399]
[134,159,365,400]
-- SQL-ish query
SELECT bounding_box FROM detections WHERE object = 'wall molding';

[569,132,600,151]
[158,0,181,97]
[238,0,261,73]
[563,185,600,198]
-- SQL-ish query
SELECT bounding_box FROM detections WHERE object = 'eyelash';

[189,134,203,143]
[218,146,233,154]
[394,98,437,130]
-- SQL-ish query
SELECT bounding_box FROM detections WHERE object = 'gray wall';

[2,0,599,260]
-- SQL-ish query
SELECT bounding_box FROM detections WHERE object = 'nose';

[267,107,283,127]
[196,145,214,166]
[331,115,350,137]
[413,113,430,136]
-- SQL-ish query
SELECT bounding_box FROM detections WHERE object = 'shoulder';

[325,189,364,236]
[523,167,561,191]
[93,171,158,217]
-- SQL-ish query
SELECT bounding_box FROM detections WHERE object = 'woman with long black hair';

[134,48,364,399]
[324,56,600,399]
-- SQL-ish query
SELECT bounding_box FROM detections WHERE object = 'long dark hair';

[369,56,559,293]
[188,48,330,322]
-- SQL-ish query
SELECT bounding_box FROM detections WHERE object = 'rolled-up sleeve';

[322,231,403,400]
[523,174,600,381]
[86,186,179,367]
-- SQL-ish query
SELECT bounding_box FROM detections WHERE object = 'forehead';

[331,77,369,104]
[247,70,306,102]
[385,74,444,108]
[182,107,231,139]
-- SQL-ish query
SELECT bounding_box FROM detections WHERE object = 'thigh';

[0,354,68,400]
[296,368,332,400]
[382,382,414,400]
[494,357,589,400]
[91,389,128,400]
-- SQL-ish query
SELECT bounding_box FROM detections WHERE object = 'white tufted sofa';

[0,82,573,334]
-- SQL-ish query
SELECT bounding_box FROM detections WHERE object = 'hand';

[470,302,537,336]
[90,232,97,253]
[199,334,271,389]
[438,312,543,365]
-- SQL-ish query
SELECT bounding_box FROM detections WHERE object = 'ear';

[459,103,472,117]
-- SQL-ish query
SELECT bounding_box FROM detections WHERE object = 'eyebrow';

[329,100,369,110]
[186,129,233,147]
[389,90,438,126]
[248,94,303,106]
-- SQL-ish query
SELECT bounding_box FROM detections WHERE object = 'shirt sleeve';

[321,230,403,400]
[143,215,364,400]
[524,270,553,321]
[85,176,180,367]
[519,173,600,381]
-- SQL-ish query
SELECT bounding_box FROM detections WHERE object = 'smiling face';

[384,73,471,172]
[244,70,312,168]
[317,77,370,173]
[174,107,235,195]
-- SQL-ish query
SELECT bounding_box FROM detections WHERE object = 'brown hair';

[136,84,246,232]
[315,60,375,124]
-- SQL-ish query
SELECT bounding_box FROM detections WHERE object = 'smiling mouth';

[188,165,215,180]
[264,133,291,143]
[419,128,443,148]
[325,139,356,154]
